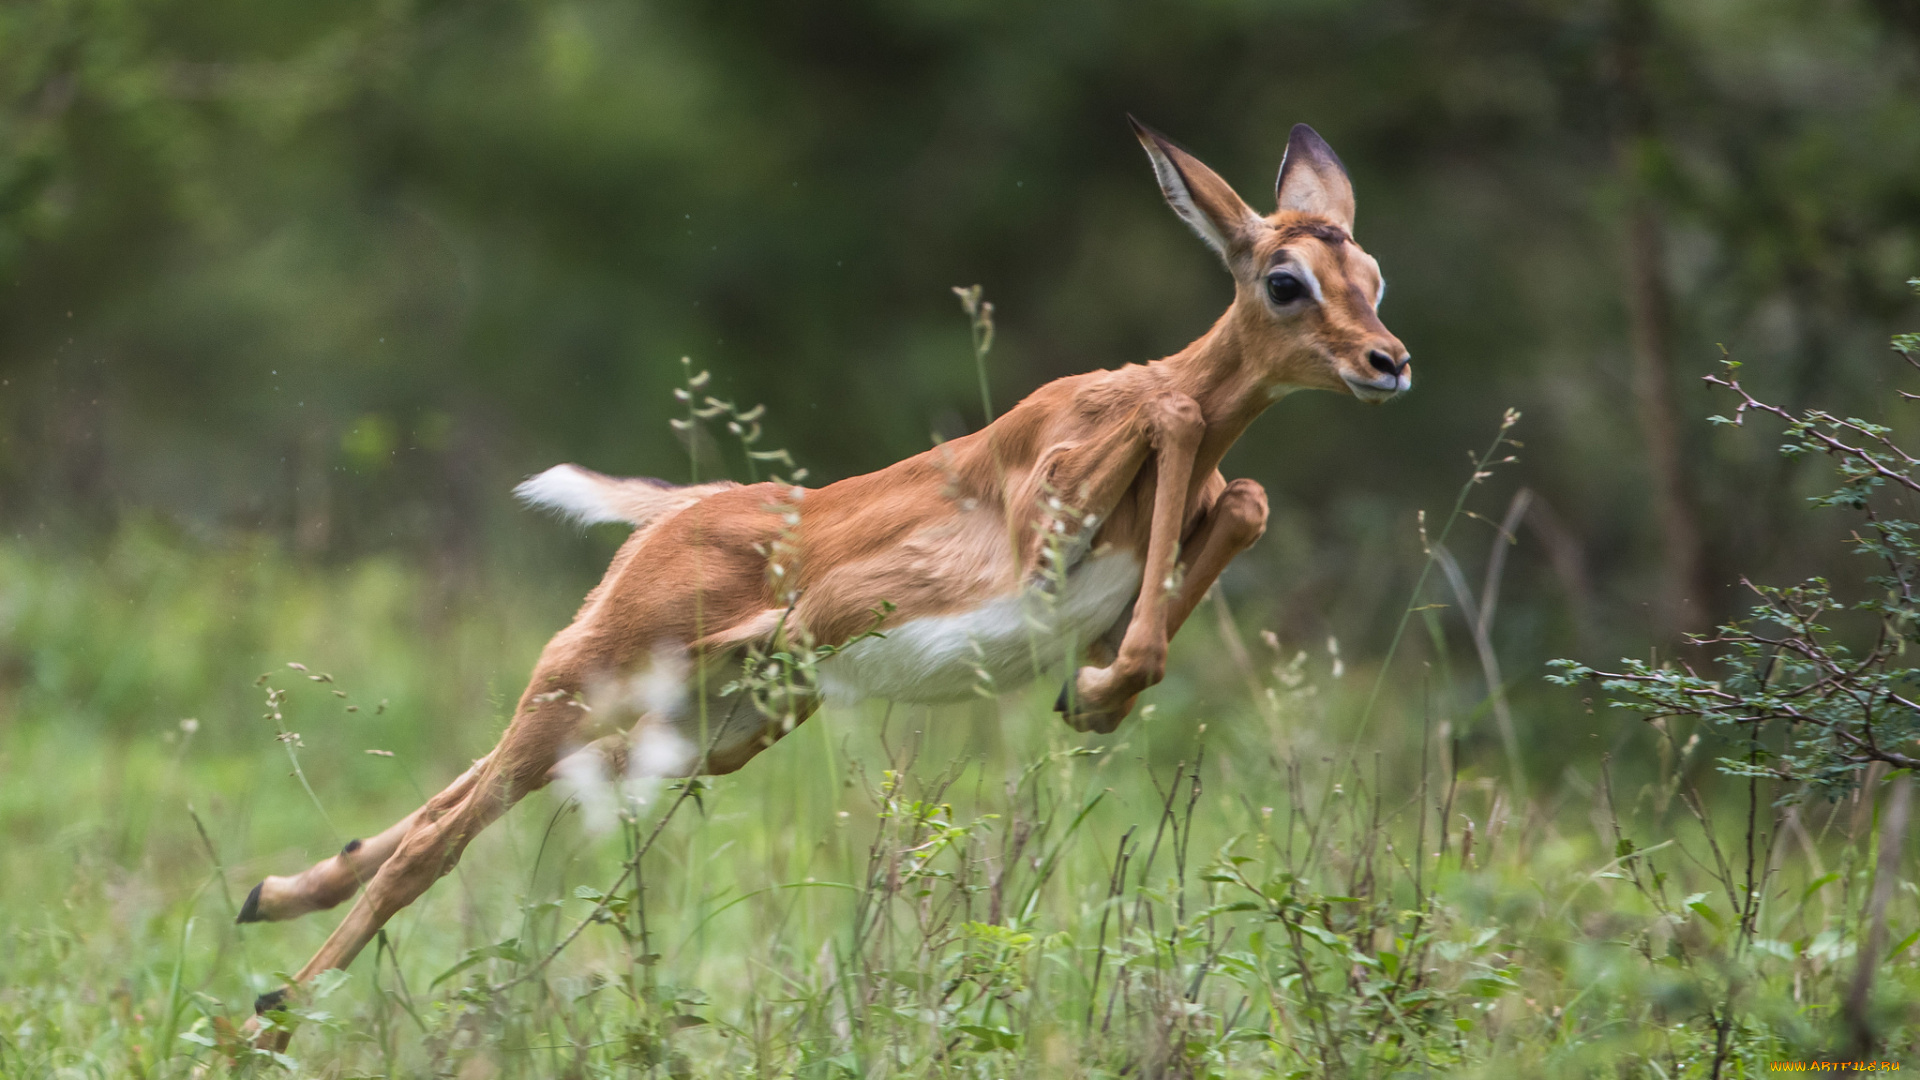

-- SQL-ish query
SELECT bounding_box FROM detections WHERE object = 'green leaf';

[432,937,527,987]
[1194,900,1266,921]
[1464,969,1520,998]
[879,970,931,991]
[308,967,351,1001]
[1687,897,1726,931]
[1886,926,1920,962]
[956,1024,1019,1051]
[1801,873,1840,903]
[1296,924,1348,952]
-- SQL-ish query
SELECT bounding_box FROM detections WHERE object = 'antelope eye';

[1266,271,1306,305]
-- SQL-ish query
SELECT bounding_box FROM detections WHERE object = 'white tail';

[514,464,733,528]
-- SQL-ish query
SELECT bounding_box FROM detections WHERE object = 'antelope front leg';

[1064,394,1206,732]
[1162,477,1268,636]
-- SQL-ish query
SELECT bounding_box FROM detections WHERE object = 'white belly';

[818,551,1141,705]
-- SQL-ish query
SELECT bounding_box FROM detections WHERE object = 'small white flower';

[555,748,619,837]
[630,647,690,720]
[629,724,693,781]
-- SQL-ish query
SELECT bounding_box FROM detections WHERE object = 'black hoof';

[1053,682,1070,714]
[254,988,288,1015]
[237,882,265,924]
[341,838,362,856]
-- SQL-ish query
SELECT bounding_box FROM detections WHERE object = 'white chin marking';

[818,552,1142,705]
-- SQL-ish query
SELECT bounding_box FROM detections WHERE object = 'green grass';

[1,522,1916,1078]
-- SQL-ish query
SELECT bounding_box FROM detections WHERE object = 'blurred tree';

[1609,0,1708,633]
[0,0,1915,660]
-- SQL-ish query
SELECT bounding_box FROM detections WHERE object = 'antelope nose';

[1367,349,1407,377]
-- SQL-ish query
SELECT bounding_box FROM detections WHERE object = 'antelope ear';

[1130,116,1261,265]
[1275,123,1355,233]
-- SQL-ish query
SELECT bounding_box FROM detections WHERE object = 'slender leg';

[242,677,588,1050]
[1054,477,1267,731]
[243,641,805,1051]
[1162,477,1268,636]
[237,761,486,924]
[289,765,522,983]
[244,773,526,1052]
[1064,394,1206,732]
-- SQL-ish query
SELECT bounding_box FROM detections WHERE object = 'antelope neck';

[1157,309,1280,467]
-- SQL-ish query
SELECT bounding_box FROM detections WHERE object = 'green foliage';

[7,409,1920,1076]
[1554,294,1920,798]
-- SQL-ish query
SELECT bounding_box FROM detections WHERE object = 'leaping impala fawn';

[235,119,1408,1048]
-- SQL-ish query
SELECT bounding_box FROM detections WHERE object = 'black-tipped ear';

[1130,115,1262,265]
[1275,123,1355,233]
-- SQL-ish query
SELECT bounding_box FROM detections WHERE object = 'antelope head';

[1132,119,1410,403]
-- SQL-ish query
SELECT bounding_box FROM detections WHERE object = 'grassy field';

[1,507,1916,1078]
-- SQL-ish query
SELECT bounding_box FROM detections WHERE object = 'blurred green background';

[6,3,1920,1074]
[1,0,1918,774]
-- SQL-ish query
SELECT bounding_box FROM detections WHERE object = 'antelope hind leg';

[242,641,801,1051]
[242,762,528,1053]
[239,673,598,1051]
[236,759,487,925]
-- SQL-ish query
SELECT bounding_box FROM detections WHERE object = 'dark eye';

[1266,271,1306,305]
